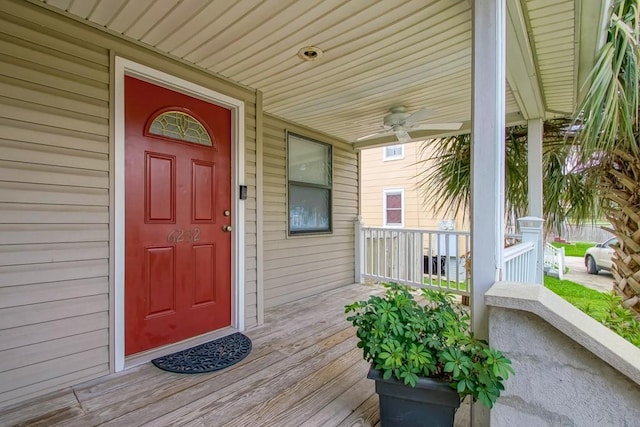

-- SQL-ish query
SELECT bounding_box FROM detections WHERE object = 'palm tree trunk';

[601,151,640,312]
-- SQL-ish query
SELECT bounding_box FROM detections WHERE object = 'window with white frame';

[287,132,332,235]
[383,144,404,161]
[383,189,404,227]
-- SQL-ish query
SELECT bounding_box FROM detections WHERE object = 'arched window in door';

[148,110,213,146]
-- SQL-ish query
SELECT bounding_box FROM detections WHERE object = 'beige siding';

[0,0,258,408]
[262,115,358,308]
[360,142,465,229]
[0,6,111,407]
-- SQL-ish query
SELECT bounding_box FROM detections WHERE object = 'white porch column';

[527,119,544,283]
[471,0,506,342]
[527,119,544,217]
[471,0,506,424]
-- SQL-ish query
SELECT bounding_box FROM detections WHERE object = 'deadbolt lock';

[223,210,231,216]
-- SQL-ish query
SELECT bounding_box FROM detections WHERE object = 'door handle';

[222,225,232,232]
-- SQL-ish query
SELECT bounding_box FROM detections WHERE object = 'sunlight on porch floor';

[1,284,470,426]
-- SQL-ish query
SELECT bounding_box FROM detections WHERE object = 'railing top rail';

[361,226,470,236]
[544,242,561,254]
[504,241,535,261]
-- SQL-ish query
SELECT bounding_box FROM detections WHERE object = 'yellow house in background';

[360,141,465,231]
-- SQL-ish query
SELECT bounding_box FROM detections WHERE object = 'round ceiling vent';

[297,46,324,61]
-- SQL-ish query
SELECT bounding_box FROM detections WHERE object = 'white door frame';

[113,57,245,372]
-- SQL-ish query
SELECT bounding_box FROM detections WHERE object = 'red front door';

[124,76,232,356]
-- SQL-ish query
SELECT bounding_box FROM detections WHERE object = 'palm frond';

[416,134,471,220]
[415,119,602,234]
[573,0,640,158]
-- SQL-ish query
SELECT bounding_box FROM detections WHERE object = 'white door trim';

[113,57,245,372]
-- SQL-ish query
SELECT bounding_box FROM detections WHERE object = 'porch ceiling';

[37,0,608,148]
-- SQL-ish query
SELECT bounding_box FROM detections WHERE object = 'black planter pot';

[367,367,461,427]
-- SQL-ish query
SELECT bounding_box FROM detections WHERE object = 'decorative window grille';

[149,111,212,146]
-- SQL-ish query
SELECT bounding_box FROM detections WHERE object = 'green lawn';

[421,275,639,347]
[424,276,468,292]
[549,241,595,258]
[544,276,609,309]
[544,276,640,347]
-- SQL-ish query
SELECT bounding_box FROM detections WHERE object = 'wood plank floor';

[1,284,470,427]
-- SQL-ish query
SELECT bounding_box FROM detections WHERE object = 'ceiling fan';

[356,106,463,142]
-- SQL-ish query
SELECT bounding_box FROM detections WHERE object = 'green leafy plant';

[345,283,513,408]
[545,277,640,347]
[584,292,640,347]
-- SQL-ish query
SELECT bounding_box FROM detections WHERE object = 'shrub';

[345,283,513,408]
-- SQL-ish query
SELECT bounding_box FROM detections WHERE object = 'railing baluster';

[380,229,384,279]
[445,232,450,287]
[418,231,424,287]
[371,229,375,277]
[364,229,368,276]
[403,230,408,284]
[374,228,378,278]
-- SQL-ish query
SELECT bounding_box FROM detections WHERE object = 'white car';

[584,237,617,274]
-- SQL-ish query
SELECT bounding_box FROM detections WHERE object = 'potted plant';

[345,282,513,426]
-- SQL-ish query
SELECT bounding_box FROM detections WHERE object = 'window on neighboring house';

[384,189,404,227]
[287,133,332,235]
[383,144,404,161]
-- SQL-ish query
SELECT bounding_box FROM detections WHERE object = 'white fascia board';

[505,0,544,120]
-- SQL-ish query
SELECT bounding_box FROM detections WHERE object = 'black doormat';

[151,332,252,374]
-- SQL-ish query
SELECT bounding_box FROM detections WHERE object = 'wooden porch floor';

[1,284,470,427]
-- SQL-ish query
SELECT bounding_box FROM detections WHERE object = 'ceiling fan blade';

[394,128,411,142]
[355,130,393,141]
[403,108,433,126]
[411,122,463,131]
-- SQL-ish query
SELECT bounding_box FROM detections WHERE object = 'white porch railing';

[355,220,471,296]
[354,216,545,294]
[543,242,566,280]
[503,241,536,282]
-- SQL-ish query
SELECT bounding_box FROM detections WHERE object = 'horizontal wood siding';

[0,0,259,408]
[262,115,358,308]
[0,5,110,407]
[360,142,466,229]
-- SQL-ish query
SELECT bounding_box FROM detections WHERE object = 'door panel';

[193,244,216,305]
[192,161,215,222]
[125,76,232,356]
[146,153,175,222]
[145,246,175,316]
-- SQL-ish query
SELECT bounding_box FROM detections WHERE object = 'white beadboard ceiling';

[38,0,608,147]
